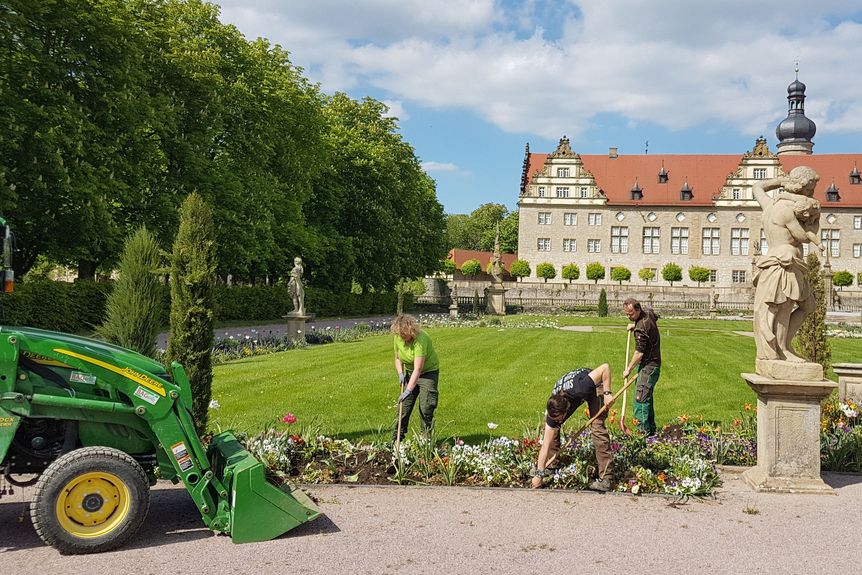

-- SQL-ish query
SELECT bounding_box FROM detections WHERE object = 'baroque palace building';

[517,76,862,288]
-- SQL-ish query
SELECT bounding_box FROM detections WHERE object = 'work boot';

[588,478,612,492]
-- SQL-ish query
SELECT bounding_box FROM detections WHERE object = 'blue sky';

[216,0,862,215]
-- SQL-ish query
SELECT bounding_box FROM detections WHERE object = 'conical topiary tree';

[795,253,831,372]
[598,288,608,317]
[166,193,217,433]
[96,227,164,357]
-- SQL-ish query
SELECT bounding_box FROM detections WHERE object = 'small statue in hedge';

[288,256,306,315]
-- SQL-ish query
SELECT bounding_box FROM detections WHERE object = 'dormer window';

[657,163,668,183]
[680,180,693,201]
[631,179,643,201]
[826,181,840,202]
[850,164,861,185]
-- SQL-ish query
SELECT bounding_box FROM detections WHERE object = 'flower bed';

[238,395,860,497]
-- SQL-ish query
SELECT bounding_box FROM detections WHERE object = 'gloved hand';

[398,388,412,403]
[398,372,406,386]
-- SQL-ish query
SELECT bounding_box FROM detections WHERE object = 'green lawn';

[210,318,858,444]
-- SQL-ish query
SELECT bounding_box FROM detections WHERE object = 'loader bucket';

[209,431,321,543]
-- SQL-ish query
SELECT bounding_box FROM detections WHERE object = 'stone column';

[283,313,314,344]
[485,284,506,316]
[741,374,837,493]
[833,363,862,405]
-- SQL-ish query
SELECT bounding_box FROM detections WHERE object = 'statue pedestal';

[833,363,862,405]
[282,313,314,343]
[741,373,837,494]
[484,284,506,316]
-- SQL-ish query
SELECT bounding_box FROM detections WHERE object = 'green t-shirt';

[394,330,439,374]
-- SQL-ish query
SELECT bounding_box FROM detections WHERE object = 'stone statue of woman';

[288,256,305,316]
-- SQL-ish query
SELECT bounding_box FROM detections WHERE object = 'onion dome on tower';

[776,66,816,155]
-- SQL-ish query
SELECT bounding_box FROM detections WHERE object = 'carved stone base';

[833,363,862,405]
[755,359,823,381]
[742,466,834,494]
[282,314,314,343]
[485,285,506,316]
[741,373,837,494]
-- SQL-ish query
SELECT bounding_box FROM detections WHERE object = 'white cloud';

[422,161,461,172]
[217,1,862,140]
[381,99,409,121]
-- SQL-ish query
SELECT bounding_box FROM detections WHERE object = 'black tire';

[30,446,150,554]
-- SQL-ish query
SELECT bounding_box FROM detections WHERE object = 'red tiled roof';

[448,249,518,271]
[525,152,862,207]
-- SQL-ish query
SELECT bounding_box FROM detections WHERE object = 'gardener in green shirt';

[392,314,440,441]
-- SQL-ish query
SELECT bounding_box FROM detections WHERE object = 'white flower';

[631,484,640,495]
[209,399,221,409]
[487,422,498,429]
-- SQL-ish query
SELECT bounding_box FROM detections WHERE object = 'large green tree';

[305,94,446,291]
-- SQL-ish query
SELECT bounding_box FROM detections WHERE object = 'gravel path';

[2,469,860,574]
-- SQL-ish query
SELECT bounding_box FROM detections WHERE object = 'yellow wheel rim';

[55,471,132,538]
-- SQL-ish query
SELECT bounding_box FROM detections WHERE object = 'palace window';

[587,239,601,253]
[821,229,840,258]
[563,239,576,252]
[611,226,629,254]
[538,212,551,225]
[671,227,689,255]
[730,228,749,256]
[564,213,577,226]
[853,244,861,258]
[556,187,570,198]
[580,187,589,198]
[708,270,718,283]
[732,270,747,283]
[702,228,720,255]
[538,186,546,197]
[557,167,570,177]
[854,215,861,229]
[753,168,767,179]
[732,188,741,200]
[588,213,602,226]
[642,227,660,254]
[537,238,551,252]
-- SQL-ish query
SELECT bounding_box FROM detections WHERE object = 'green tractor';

[0,220,320,553]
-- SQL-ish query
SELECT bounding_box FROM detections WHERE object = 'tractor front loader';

[0,326,320,554]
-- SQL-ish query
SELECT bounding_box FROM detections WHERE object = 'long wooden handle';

[620,330,632,435]
[395,381,405,448]
[567,373,638,444]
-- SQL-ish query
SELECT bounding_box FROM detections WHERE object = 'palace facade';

[517,77,862,288]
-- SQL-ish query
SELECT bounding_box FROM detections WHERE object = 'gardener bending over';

[531,365,615,492]
[392,314,439,441]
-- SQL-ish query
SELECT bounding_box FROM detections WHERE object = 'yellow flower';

[632,417,640,426]
[733,418,742,428]
[744,403,753,412]
[679,414,690,424]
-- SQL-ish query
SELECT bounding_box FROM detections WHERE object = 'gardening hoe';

[395,380,405,450]
[563,373,639,450]
[545,373,639,468]
[619,330,632,436]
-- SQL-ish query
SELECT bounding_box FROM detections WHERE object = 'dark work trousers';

[547,389,615,480]
[634,364,661,436]
[393,370,439,441]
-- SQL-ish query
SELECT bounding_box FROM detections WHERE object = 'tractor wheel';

[30,447,150,554]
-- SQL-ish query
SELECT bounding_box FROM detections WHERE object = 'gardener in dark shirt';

[530,364,615,492]
[622,297,662,436]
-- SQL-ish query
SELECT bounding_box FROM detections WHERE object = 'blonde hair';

[391,314,420,341]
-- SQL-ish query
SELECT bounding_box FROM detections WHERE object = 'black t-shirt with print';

[545,368,596,428]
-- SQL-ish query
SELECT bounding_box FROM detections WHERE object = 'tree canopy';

[0,0,446,291]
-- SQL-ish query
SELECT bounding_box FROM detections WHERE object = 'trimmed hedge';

[0,280,408,333]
